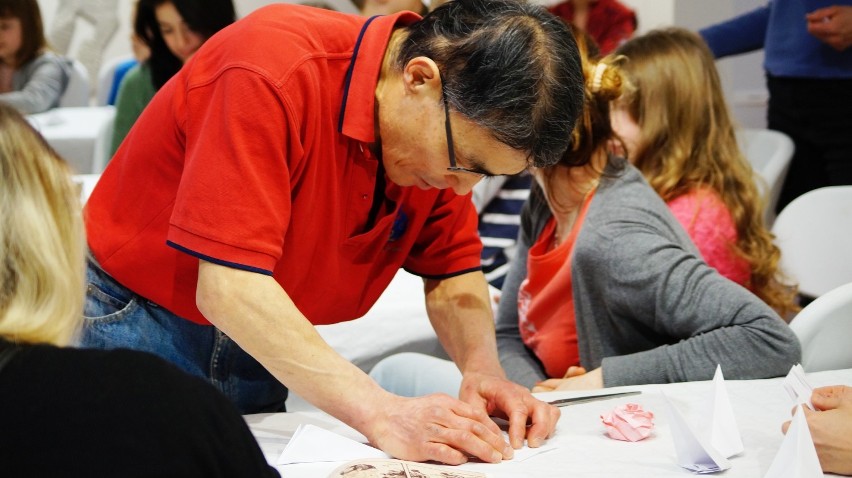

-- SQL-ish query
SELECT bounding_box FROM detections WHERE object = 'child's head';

[0,0,46,67]
[135,0,236,88]
[612,28,735,197]
[0,103,85,346]
[612,28,798,316]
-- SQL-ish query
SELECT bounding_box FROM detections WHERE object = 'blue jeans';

[79,258,288,414]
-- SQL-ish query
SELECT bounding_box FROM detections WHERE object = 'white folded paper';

[709,365,744,458]
[662,392,731,474]
[783,364,815,410]
[277,424,390,465]
[763,404,823,478]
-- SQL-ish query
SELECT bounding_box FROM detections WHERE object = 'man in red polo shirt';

[82,0,584,464]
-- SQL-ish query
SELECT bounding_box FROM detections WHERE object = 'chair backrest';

[72,174,101,205]
[736,128,795,226]
[91,105,116,173]
[59,58,91,107]
[789,282,852,372]
[771,186,852,298]
[95,56,137,106]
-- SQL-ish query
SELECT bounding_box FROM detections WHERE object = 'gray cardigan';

[496,158,801,388]
[0,52,70,114]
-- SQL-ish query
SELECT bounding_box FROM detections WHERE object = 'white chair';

[789,282,852,372]
[736,128,795,226]
[59,59,91,107]
[95,56,135,106]
[72,173,101,204]
[771,186,852,298]
[90,105,116,173]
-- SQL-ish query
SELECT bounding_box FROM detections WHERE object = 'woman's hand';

[532,367,603,392]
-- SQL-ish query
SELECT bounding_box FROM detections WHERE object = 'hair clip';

[592,62,607,93]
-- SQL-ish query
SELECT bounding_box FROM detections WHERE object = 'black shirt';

[0,341,280,477]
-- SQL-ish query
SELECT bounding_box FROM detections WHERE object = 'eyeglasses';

[441,80,486,178]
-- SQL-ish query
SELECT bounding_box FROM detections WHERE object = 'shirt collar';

[338,12,420,143]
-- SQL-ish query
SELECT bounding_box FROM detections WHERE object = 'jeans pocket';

[84,280,138,324]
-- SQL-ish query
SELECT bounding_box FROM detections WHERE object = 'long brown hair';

[0,0,47,67]
[615,28,797,316]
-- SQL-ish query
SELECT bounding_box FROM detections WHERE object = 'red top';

[517,190,595,378]
[548,0,637,55]
[85,5,483,325]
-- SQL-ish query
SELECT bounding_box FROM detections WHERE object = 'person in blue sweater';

[700,2,852,214]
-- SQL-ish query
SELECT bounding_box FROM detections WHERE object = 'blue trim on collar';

[166,241,274,276]
[338,15,381,134]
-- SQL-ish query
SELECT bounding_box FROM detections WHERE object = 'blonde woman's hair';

[0,103,85,345]
[614,28,797,316]
[540,25,625,209]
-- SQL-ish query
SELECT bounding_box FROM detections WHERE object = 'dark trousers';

[767,75,852,214]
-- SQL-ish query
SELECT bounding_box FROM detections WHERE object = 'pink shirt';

[667,188,751,287]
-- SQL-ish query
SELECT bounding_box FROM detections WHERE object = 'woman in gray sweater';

[498,33,800,392]
[0,0,70,114]
[371,28,801,397]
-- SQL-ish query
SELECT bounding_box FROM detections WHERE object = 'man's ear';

[402,56,441,96]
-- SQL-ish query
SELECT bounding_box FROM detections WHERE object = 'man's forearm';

[424,272,505,378]
[196,261,388,433]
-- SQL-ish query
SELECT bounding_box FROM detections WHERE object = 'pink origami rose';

[600,403,654,442]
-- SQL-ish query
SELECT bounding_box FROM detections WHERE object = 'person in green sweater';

[110,0,235,157]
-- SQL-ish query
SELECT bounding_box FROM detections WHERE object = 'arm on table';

[782,386,852,475]
[424,271,560,449]
[196,260,508,465]
[0,58,67,114]
[587,220,801,386]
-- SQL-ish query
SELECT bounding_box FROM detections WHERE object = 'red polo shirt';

[85,5,482,325]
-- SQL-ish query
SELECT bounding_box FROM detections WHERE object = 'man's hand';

[366,392,512,465]
[807,6,852,51]
[532,367,604,393]
[781,386,852,475]
[458,371,561,450]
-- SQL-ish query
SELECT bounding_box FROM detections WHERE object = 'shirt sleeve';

[167,68,296,274]
[699,5,770,58]
[584,212,800,386]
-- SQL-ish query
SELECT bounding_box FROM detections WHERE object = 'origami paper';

[601,403,655,442]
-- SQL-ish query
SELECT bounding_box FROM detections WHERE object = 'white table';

[248,368,852,477]
[27,106,115,175]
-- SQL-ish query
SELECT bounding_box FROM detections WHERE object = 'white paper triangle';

[277,423,390,465]
[709,365,744,458]
[783,364,814,410]
[662,392,731,474]
[763,405,823,478]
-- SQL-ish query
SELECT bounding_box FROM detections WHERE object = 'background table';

[248,368,852,477]
[27,106,115,175]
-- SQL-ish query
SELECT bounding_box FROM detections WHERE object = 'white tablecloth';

[27,106,115,175]
[248,368,852,477]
